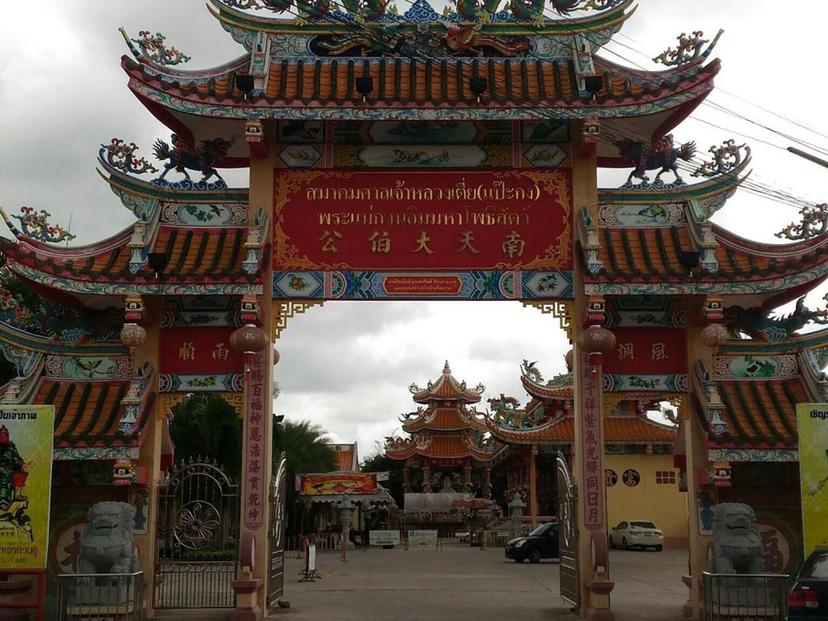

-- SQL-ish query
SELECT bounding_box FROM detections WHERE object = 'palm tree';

[273,419,337,533]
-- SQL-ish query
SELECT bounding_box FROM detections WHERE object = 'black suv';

[505,523,559,563]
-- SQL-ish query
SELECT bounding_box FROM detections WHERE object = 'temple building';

[488,360,687,544]
[385,363,502,509]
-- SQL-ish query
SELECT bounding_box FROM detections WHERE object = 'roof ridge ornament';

[692,139,750,178]
[102,138,159,176]
[521,359,544,383]
[653,30,723,67]
[616,134,696,189]
[0,206,76,244]
[120,28,191,66]
[776,203,828,241]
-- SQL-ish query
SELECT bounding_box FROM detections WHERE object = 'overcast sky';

[2,2,828,460]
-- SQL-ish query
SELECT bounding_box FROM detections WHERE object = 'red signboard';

[273,170,571,271]
[300,474,377,496]
[579,353,604,532]
[601,328,687,375]
[243,351,268,530]
[159,328,243,374]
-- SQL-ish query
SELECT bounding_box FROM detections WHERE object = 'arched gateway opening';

[0,2,824,621]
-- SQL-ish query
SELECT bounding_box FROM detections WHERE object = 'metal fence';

[153,561,236,609]
[56,572,143,621]
[703,572,791,621]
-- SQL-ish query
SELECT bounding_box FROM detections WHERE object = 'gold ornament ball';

[578,325,616,355]
[120,323,147,348]
[229,324,267,353]
[700,323,728,347]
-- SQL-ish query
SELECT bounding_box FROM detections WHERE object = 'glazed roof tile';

[33,378,151,449]
[401,407,487,432]
[0,225,259,285]
[386,432,502,461]
[586,224,828,284]
[123,52,719,115]
[410,362,484,404]
[488,413,676,445]
[696,377,805,450]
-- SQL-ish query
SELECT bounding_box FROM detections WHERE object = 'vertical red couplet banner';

[579,353,604,531]
[243,350,268,531]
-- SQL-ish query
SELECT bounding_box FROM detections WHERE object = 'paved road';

[273,545,690,620]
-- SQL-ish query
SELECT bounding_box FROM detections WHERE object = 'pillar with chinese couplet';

[529,444,538,527]
[572,129,615,621]
[231,136,276,621]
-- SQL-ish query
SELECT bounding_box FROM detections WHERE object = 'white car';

[609,521,664,551]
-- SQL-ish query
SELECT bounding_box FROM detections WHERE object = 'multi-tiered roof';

[385,362,501,462]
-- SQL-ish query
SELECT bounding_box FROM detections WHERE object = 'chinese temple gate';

[1,0,828,619]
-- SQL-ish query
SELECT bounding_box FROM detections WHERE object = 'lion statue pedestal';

[72,501,140,606]
[707,503,769,608]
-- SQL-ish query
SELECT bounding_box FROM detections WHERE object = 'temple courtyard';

[265,546,688,620]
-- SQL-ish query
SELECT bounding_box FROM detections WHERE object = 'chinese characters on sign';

[243,351,268,531]
[579,355,604,531]
[159,328,244,374]
[273,170,572,271]
[602,328,687,375]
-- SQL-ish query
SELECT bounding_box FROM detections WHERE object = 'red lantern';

[700,323,728,348]
[578,325,616,355]
[564,349,574,371]
[272,346,281,366]
[230,324,267,354]
[120,323,146,348]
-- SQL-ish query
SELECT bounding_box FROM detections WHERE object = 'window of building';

[656,470,676,485]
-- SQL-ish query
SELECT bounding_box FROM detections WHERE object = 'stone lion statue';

[79,501,139,574]
[708,502,764,574]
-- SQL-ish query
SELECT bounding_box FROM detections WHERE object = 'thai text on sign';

[273,170,572,271]
[796,403,828,557]
[0,406,55,570]
[579,356,604,531]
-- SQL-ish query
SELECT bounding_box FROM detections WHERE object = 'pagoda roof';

[401,406,488,432]
[0,157,265,296]
[692,335,828,453]
[521,370,573,401]
[487,410,676,445]
[409,362,485,404]
[121,0,718,141]
[0,360,155,461]
[385,430,503,462]
[583,159,828,301]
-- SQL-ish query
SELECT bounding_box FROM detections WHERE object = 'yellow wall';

[605,454,688,544]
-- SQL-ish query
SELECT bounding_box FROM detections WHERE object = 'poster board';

[796,403,828,557]
[407,530,438,547]
[369,530,400,546]
[0,406,55,570]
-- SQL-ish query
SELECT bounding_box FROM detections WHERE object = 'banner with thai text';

[273,170,571,271]
[0,405,55,570]
[797,403,828,557]
[300,474,377,496]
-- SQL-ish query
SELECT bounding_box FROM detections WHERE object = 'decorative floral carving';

[102,139,159,175]
[776,203,828,241]
[653,31,708,67]
[692,140,750,178]
[131,31,191,66]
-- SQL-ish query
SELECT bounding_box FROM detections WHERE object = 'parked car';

[788,548,828,620]
[609,520,664,551]
[505,523,559,563]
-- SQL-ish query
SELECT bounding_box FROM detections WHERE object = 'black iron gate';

[154,458,239,609]
[557,453,580,609]
[268,451,287,610]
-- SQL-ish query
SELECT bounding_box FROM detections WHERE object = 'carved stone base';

[231,577,263,621]
[585,608,616,621]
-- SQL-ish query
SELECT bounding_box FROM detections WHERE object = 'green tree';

[169,394,243,478]
[273,420,337,534]
[361,443,405,506]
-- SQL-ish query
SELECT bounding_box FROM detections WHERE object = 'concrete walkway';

[271,545,690,620]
